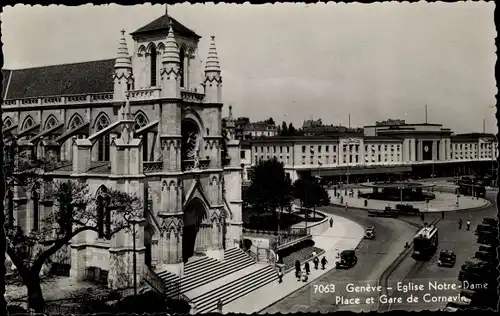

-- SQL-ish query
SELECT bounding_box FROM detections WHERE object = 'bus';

[413,225,438,260]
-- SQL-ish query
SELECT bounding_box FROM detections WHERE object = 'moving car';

[364,226,375,239]
[437,249,456,267]
[336,250,358,269]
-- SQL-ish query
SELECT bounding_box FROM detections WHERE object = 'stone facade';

[2,13,242,289]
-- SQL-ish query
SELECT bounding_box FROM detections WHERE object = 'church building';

[2,9,244,290]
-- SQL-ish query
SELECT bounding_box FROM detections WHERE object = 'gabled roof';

[131,15,201,39]
[3,59,115,99]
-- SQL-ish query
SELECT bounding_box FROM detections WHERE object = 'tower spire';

[165,4,169,25]
[162,21,180,64]
[115,29,131,69]
[205,36,221,73]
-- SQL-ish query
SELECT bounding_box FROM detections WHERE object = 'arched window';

[95,114,110,161]
[32,189,39,231]
[150,45,157,87]
[4,117,13,128]
[22,116,34,130]
[134,112,149,130]
[44,115,58,130]
[96,186,111,239]
[7,190,14,229]
[179,47,185,88]
[69,114,83,130]
[135,112,149,161]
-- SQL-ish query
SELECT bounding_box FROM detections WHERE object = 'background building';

[241,119,497,183]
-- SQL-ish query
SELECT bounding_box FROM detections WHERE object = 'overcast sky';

[2,2,496,134]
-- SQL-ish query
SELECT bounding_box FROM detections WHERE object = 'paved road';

[261,205,417,313]
[387,192,497,311]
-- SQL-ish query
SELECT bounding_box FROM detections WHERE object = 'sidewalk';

[222,214,364,314]
[327,188,489,212]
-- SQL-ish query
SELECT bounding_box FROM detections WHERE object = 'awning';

[309,165,412,177]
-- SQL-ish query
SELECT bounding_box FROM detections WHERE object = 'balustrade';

[182,158,211,172]
[142,264,165,294]
[2,88,206,108]
[143,161,163,173]
[181,90,205,103]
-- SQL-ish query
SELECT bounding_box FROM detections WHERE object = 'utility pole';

[425,104,428,124]
[348,114,351,129]
[483,118,486,134]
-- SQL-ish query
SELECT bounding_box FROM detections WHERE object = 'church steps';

[194,265,277,313]
[177,257,255,295]
[181,248,253,281]
[159,248,256,298]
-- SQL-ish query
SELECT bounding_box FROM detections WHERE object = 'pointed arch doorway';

[183,198,208,262]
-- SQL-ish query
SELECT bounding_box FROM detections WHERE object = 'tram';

[413,225,438,260]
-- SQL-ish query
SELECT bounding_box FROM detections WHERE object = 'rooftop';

[2,59,115,99]
[131,14,201,39]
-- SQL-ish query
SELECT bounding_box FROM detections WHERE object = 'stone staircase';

[157,247,257,298]
[194,264,276,313]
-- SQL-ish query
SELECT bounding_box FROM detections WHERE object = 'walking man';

[313,256,319,270]
[301,269,308,282]
[304,261,310,275]
[277,268,283,284]
[217,299,223,313]
[458,218,463,230]
[321,256,328,270]
[295,260,301,279]
[329,217,334,228]
[466,220,471,231]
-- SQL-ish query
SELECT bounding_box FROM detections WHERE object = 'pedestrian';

[441,211,444,219]
[277,268,283,283]
[301,269,308,282]
[217,299,223,313]
[329,218,333,227]
[321,256,328,270]
[304,261,310,274]
[458,218,462,230]
[340,196,343,204]
[295,260,301,279]
[345,203,348,210]
[466,220,471,231]
[313,256,319,270]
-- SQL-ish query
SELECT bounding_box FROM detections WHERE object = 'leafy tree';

[288,123,297,136]
[292,176,330,218]
[281,121,288,136]
[276,125,282,136]
[4,139,142,312]
[247,158,293,225]
[264,117,275,126]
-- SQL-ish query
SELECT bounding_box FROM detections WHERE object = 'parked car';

[474,250,494,262]
[395,204,420,215]
[336,250,357,269]
[444,301,470,312]
[364,226,375,239]
[438,249,456,267]
[482,217,498,227]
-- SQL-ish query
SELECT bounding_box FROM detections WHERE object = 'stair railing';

[143,264,165,295]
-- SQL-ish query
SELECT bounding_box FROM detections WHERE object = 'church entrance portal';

[183,198,208,262]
